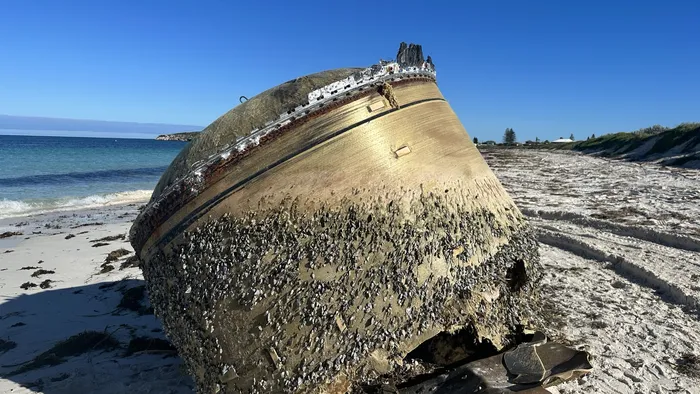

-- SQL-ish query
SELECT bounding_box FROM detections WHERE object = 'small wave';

[0,167,168,187]
[0,190,152,219]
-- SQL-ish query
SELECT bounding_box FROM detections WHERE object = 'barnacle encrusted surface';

[140,185,541,394]
[133,43,542,394]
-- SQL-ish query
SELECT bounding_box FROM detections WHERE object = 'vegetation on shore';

[155,131,199,141]
[551,122,700,166]
[479,123,700,168]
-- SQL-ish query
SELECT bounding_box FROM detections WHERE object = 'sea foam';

[0,190,152,219]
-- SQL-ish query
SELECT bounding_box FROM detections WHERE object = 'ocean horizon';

[0,128,161,140]
[0,134,187,219]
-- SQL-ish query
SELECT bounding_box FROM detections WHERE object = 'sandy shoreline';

[0,201,195,394]
[483,149,700,394]
[2,150,700,393]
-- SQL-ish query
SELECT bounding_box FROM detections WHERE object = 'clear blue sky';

[1,0,698,142]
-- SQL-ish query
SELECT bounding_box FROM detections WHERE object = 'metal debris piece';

[399,332,593,393]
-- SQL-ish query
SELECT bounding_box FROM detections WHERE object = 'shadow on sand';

[0,279,194,394]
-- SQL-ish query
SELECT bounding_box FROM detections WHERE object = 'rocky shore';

[155,132,199,141]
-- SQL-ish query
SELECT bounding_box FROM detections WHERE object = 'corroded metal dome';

[130,43,543,394]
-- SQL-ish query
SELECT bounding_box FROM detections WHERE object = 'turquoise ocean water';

[0,134,187,218]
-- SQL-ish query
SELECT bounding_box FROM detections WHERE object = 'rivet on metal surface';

[394,146,412,158]
[367,101,386,112]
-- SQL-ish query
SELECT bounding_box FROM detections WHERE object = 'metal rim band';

[145,96,446,252]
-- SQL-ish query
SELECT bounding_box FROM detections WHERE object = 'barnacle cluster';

[139,185,541,393]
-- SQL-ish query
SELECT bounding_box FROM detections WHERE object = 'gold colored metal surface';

[134,76,541,394]
[141,81,471,253]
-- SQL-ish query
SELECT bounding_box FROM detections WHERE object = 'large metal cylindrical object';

[131,47,541,394]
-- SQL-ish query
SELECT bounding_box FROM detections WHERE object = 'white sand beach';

[482,149,700,394]
[0,202,194,394]
[1,150,699,393]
